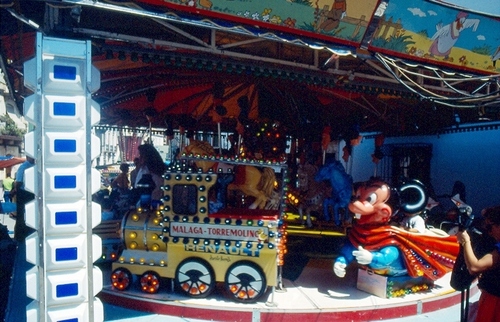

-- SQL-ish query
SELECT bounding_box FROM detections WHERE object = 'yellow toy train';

[110,155,288,303]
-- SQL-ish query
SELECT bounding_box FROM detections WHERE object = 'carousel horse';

[262,189,282,210]
[314,160,353,226]
[181,140,221,172]
[182,140,276,210]
[227,165,276,209]
[296,164,330,227]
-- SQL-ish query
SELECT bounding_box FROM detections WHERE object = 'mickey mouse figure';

[334,178,459,280]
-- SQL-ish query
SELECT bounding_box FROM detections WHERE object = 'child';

[111,163,130,193]
[400,211,426,233]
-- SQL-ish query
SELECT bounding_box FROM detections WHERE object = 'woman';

[457,206,500,322]
[134,144,167,207]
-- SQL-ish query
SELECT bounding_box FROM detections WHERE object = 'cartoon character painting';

[427,11,480,62]
[373,0,498,73]
[319,0,347,32]
[333,178,459,281]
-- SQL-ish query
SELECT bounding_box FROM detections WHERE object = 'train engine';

[110,157,288,303]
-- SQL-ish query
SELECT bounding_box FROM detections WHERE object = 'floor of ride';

[6,234,476,322]
[99,258,478,322]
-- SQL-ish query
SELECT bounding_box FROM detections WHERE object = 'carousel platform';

[98,257,478,322]
[6,230,477,322]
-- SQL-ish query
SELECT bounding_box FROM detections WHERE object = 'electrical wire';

[375,53,500,108]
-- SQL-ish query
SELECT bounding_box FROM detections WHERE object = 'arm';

[10,181,22,199]
[110,177,118,189]
[458,230,499,274]
[334,242,356,277]
[354,245,401,269]
[463,19,480,32]
[151,173,164,201]
[431,24,450,40]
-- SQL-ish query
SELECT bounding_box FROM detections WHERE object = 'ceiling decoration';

[0,0,499,139]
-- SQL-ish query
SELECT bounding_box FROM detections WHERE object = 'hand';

[457,231,470,246]
[353,246,373,265]
[333,261,347,278]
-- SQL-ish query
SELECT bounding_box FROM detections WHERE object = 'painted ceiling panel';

[1,0,498,138]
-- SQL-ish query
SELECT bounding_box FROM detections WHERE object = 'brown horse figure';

[182,140,219,172]
[227,165,276,209]
[182,140,276,209]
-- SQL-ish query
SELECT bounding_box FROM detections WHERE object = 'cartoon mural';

[135,0,500,74]
[427,11,480,62]
[370,0,500,73]
[134,0,380,46]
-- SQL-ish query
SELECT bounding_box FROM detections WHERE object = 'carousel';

[95,151,476,322]
[2,0,499,321]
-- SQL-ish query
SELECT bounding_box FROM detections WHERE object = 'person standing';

[10,156,35,242]
[133,144,166,208]
[2,172,14,203]
[457,206,500,322]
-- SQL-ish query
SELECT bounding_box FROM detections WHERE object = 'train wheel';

[175,258,215,298]
[140,271,161,294]
[224,261,267,303]
[110,268,133,291]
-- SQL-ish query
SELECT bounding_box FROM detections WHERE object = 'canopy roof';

[1,0,499,140]
[0,156,25,169]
